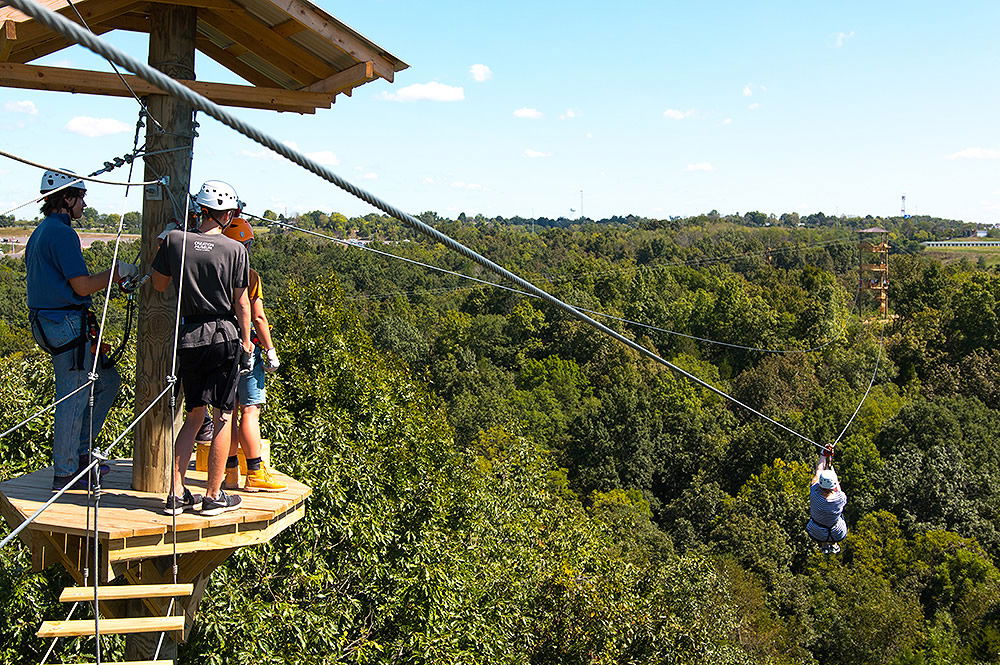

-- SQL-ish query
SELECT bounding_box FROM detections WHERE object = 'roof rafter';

[264,0,397,82]
[304,60,373,94]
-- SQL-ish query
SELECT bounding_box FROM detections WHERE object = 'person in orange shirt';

[221,217,286,492]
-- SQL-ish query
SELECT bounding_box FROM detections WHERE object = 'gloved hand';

[263,347,280,373]
[116,261,139,285]
[239,347,253,376]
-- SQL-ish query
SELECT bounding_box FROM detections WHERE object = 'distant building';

[976,229,988,238]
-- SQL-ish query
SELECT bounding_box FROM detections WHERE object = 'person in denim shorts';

[25,169,134,490]
[221,218,285,492]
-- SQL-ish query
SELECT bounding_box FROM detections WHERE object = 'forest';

[1,209,999,664]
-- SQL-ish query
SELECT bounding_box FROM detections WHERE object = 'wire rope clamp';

[166,374,177,385]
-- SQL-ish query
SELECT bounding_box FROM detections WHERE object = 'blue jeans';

[31,312,121,478]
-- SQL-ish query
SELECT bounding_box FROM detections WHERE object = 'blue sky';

[2,0,1000,223]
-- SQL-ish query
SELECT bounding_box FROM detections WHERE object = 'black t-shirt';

[152,229,249,348]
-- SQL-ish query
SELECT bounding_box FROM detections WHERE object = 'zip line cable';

[0,151,162,187]
[0,1,838,451]
[543,237,855,283]
[262,217,848,355]
[0,380,94,439]
[63,0,165,134]
[831,336,884,447]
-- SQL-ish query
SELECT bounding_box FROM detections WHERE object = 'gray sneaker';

[163,488,203,515]
[199,490,242,516]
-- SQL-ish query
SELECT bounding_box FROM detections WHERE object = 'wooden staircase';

[37,583,194,663]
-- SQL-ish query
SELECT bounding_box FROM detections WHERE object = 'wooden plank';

[55,660,174,665]
[0,19,14,61]
[272,17,304,38]
[7,0,139,53]
[60,583,194,603]
[261,0,402,81]
[109,504,305,562]
[0,62,328,113]
[37,616,185,638]
[195,36,280,88]
[95,12,150,33]
[199,8,330,84]
[304,60,373,94]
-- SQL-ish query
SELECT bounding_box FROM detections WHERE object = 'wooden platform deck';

[0,459,310,580]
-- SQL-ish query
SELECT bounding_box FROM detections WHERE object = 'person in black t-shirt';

[151,180,253,517]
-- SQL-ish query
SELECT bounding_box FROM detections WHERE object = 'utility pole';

[579,190,583,219]
[133,4,197,495]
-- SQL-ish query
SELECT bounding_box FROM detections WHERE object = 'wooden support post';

[133,3,196,494]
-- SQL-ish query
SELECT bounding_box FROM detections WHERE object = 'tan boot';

[244,465,286,493]
[222,466,241,491]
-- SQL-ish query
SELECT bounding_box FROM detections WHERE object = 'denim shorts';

[237,346,266,407]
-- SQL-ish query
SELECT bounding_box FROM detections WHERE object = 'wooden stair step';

[60,583,194,603]
[37,616,185,638]
[50,661,173,665]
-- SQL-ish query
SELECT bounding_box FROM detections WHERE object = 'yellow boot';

[244,465,286,493]
[222,466,241,491]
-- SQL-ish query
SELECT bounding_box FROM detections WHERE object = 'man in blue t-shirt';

[806,444,848,554]
[25,169,133,490]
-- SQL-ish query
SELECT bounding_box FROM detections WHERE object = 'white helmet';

[194,180,239,211]
[818,470,839,490]
[40,169,86,194]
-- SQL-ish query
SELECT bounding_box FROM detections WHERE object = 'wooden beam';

[94,12,150,33]
[0,62,331,113]
[262,0,402,82]
[8,0,139,62]
[304,60,372,94]
[272,17,305,38]
[199,8,331,82]
[195,36,279,88]
[0,20,14,62]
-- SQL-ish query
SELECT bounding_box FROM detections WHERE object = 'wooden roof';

[0,0,408,113]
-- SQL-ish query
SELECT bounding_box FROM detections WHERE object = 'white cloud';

[451,181,483,190]
[513,107,543,119]
[748,102,761,110]
[560,109,580,120]
[946,147,1000,160]
[422,177,435,184]
[65,116,130,137]
[379,81,464,102]
[743,85,753,97]
[663,108,695,120]
[469,64,493,82]
[361,172,378,180]
[4,100,37,115]
[834,31,855,48]
[722,117,733,125]
[524,148,552,158]
[585,132,593,139]
[686,162,714,172]
[305,150,338,166]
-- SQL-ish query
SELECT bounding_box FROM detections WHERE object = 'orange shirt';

[248,268,263,302]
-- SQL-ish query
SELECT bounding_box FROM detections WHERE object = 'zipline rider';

[26,169,136,490]
[806,444,848,554]
[152,180,252,517]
